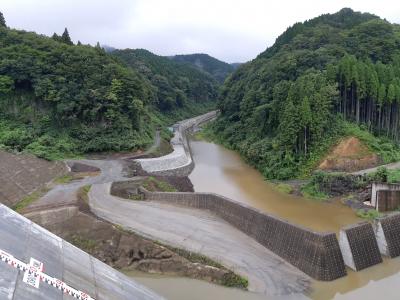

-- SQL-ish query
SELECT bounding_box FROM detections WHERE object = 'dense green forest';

[212,8,400,179]
[112,49,217,117]
[171,53,235,83]
[0,13,217,159]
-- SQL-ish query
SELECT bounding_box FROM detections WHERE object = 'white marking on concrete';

[0,249,95,300]
[22,258,43,288]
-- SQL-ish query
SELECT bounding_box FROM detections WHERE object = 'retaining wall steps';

[139,188,400,281]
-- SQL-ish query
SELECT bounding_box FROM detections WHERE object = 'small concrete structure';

[371,182,400,212]
[339,222,382,271]
[375,212,400,258]
[0,203,163,300]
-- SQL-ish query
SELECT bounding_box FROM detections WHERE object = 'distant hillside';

[213,8,400,179]
[230,63,243,70]
[113,49,218,113]
[171,53,234,83]
[102,44,117,53]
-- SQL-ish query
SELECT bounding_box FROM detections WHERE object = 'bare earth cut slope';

[318,137,380,172]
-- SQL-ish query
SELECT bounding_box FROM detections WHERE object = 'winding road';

[26,112,311,299]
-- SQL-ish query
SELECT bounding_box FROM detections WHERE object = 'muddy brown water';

[188,138,359,233]
[129,137,400,300]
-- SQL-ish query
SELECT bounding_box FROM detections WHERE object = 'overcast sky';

[2,0,400,63]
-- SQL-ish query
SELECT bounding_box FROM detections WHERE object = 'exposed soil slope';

[318,137,380,172]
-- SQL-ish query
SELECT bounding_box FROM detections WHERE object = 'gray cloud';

[2,0,400,63]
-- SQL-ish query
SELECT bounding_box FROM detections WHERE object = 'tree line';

[334,55,400,140]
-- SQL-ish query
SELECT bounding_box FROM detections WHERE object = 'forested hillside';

[171,53,234,83]
[0,13,217,159]
[112,49,217,117]
[213,8,400,179]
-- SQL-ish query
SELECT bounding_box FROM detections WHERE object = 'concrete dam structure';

[0,204,163,300]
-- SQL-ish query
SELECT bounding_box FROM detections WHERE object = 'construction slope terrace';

[0,204,163,300]
[135,112,400,282]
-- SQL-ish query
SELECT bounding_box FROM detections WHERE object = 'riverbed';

[129,136,400,300]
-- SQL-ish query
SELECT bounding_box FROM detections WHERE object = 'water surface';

[187,137,400,300]
[129,137,400,300]
[188,138,359,232]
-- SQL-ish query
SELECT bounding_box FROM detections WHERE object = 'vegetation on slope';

[113,49,217,116]
[0,14,218,159]
[213,8,400,179]
[171,53,235,83]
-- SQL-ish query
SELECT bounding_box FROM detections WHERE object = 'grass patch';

[143,177,177,192]
[388,169,400,184]
[193,121,218,143]
[356,209,382,220]
[69,235,97,252]
[342,122,400,164]
[301,183,329,201]
[54,174,74,184]
[367,167,400,184]
[155,242,248,289]
[54,173,88,184]
[13,187,50,212]
[221,273,249,289]
[274,183,293,194]
[128,194,144,201]
[77,185,91,203]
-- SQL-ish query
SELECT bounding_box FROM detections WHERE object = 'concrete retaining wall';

[140,188,346,281]
[375,213,400,258]
[136,111,217,176]
[24,206,79,227]
[371,182,400,211]
[339,222,382,271]
[376,190,400,212]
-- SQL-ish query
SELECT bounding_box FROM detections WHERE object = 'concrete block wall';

[376,190,400,212]
[140,189,347,281]
[375,213,400,258]
[371,182,400,210]
[339,222,382,271]
[136,111,217,176]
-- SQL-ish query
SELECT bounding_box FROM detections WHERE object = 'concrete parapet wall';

[136,111,217,176]
[140,188,346,281]
[339,222,382,271]
[371,182,400,211]
[375,213,400,258]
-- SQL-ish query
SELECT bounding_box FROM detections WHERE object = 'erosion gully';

[129,136,400,300]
